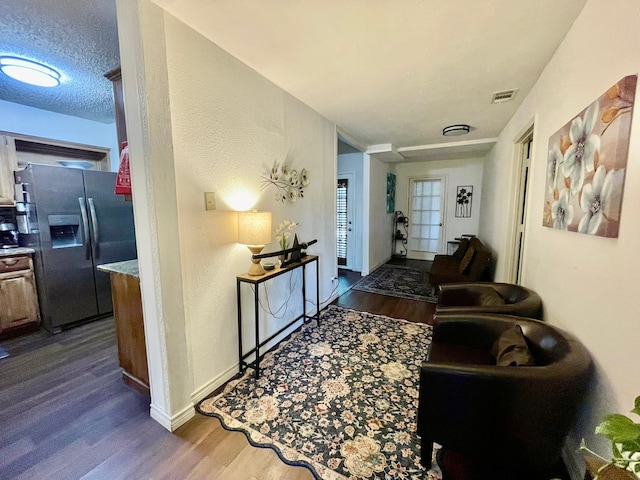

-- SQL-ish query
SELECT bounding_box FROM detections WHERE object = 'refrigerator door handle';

[88,197,99,259]
[78,197,91,260]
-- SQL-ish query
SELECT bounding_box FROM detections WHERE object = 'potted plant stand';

[584,454,638,480]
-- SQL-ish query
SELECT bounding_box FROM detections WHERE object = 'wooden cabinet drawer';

[0,256,31,273]
[0,269,40,330]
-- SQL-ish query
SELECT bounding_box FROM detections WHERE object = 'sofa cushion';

[458,247,475,274]
[430,237,492,285]
[430,255,470,285]
[491,324,535,366]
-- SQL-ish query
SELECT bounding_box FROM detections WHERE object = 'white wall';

[118,0,338,429]
[367,156,394,272]
[117,0,192,429]
[162,12,337,405]
[395,157,483,257]
[0,100,120,171]
[338,152,364,272]
[480,0,640,475]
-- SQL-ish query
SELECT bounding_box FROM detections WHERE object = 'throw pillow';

[476,289,505,306]
[452,238,469,260]
[491,324,535,367]
[458,247,475,274]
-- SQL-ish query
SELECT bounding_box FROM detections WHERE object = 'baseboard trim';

[191,363,240,404]
[150,402,195,432]
[368,256,391,274]
[322,292,340,309]
[190,308,333,406]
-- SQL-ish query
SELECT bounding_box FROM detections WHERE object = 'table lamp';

[238,210,272,276]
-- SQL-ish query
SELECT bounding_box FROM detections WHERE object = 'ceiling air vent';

[491,89,519,104]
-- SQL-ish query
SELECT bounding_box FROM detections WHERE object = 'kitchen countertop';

[0,247,35,257]
[97,259,139,278]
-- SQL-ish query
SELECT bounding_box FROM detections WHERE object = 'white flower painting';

[543,75,636,238]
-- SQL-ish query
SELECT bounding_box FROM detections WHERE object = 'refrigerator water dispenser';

[48,215,82,249]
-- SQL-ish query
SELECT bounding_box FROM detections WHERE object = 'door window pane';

[409,179,442,253]
[336,179,348,265]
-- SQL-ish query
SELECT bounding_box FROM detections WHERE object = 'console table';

[236,255,319,378]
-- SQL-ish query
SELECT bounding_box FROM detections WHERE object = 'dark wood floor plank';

[333,288,435,325]
[0,262,435,480]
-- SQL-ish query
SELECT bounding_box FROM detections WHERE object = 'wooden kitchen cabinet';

[110,271,149,396]
[0,135,18,205]
[0,254,40,334]
[104,66,127,149]
[97,260,149,397]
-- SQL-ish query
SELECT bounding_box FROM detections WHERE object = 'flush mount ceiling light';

[0,56,61,87]
[442,124,471,136]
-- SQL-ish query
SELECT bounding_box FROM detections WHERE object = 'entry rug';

[352,264,438,303]
[197,306,442,480]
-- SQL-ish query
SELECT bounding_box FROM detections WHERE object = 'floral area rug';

[352,264,438,303]
[197,305,442,480]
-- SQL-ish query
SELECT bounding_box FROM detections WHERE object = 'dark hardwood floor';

[0,260,440,479]
[335,259,436,324]
[333,288,435,324]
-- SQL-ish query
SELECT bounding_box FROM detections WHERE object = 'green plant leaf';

[632,396,640,416]
[612,442,623,458]
[595,414,640,443]
[619,440,640,453]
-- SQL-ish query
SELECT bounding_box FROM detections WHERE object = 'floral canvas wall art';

[543,75,637,237]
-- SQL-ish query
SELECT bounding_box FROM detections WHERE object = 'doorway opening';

[336,138,364,292]
[511,128,534,284]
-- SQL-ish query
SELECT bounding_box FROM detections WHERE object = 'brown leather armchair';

[418,314,592,476]
[436,282,543,319]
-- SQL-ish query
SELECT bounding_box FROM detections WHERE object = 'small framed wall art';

[455,186,473,218]
[386,173,396,213]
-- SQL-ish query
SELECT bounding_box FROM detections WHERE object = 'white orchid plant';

[274,220,298,252]
[261,160,310,203]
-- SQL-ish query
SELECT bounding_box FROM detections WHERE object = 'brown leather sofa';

[418,313,592,476]
[429,237,491,286]
[435,282,543,319]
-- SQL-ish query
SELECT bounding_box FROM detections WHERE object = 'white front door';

[408,177,444,261]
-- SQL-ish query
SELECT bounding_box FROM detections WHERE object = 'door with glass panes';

[336,174,355,269]
[408,177,444,261]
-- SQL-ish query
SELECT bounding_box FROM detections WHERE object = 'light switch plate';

[205,192,216,210]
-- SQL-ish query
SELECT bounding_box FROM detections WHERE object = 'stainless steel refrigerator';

[14,164,137,332]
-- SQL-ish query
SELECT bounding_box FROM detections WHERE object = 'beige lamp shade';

[238,211,272,246]
[238,210,272,276]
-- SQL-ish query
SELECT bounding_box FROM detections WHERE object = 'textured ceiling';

[0,0,120,124]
